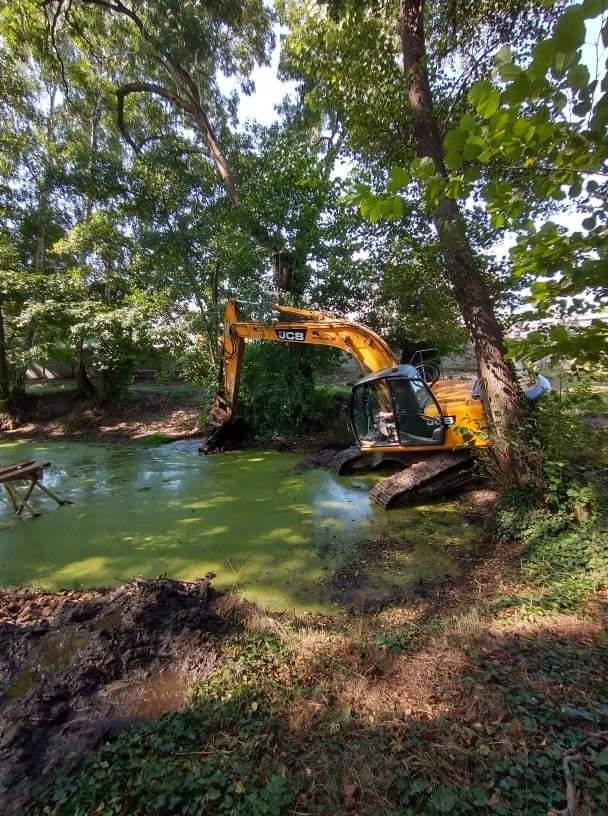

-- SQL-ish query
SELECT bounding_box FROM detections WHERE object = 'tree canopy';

[0,0,605,456]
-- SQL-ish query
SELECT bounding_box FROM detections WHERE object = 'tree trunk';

[34,177,50,276]
[398,0,526,480]
[34,89,57,275]
[74,95,101,398]
[0,301,10,411]
[76,334,95,396]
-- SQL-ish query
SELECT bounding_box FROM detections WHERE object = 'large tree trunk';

[0,301,10,411]
[398,0,526,480]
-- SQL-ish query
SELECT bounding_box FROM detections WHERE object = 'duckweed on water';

[0,440,478,612]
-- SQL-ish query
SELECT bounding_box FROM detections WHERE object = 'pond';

[0,440,477,612]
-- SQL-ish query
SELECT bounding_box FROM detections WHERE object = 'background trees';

[0,0,606,453]
[281,0,606,472]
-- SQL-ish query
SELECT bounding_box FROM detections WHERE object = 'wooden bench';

[0,461,71,518]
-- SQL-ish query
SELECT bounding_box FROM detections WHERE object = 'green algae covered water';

[0,439,477,612]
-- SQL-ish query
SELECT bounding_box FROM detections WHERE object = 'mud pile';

[0,576,228,815]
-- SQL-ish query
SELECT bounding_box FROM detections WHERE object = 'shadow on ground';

[19,550,608,816]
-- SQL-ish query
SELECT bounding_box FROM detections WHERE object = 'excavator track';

[329,446,368,474]
[329,447,392,474]
[370,451,475,509]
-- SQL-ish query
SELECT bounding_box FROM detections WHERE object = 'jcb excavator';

[204,299,547,508]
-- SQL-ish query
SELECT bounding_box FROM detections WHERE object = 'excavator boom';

[214,299,398,426]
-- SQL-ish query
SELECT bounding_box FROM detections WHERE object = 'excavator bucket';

[199,394,248,453]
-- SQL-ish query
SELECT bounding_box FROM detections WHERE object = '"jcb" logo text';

[276,329,307,342]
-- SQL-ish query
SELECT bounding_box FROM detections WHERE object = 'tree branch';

[115,82,195,153]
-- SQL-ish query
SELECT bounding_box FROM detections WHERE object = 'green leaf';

[532,40,554,71]
[411,156,436,180]
[550,325,570,344]
[468,79,493,107]
[430,785,457,813]
[553,5,586,52]
[552,51,577,76]
[444,128,467,151]
[595,748,608,767]
[513,118,534,139]
[495,45,513,66]
[468,80,501,118]
[568,63,590,90]
[445,176,464,199]
[387,166,410,193]
[582,0,603,17]
[573,100,592,116]
[382,195,405,220]
[500,62,523,81]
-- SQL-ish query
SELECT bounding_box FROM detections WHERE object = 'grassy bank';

[32,504,608,816]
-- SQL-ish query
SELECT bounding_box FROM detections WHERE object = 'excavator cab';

[350,364,445,449]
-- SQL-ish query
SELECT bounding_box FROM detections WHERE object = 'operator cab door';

[391,378,445,446]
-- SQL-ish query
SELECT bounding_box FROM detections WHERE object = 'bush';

[98,356,137,402]
[239,343,343,437]
[525,375,604,463]
[493,375,608,611]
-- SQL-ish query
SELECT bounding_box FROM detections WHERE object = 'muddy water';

[0,440,476,612]
[6,627,89,698]
[100,670,190,720]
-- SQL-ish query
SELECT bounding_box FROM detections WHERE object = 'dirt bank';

[0,577,232,815]
[1,386,203,442]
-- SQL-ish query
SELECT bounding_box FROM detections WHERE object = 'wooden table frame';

[0,460,71,518]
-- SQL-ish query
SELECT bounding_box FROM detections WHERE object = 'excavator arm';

[211,299,398,428]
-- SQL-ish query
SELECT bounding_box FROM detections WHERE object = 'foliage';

[239,342,344,437]
[339,1,608,369]
[84,305,151,401]
[528,376,605,462]
[493,377,608,612]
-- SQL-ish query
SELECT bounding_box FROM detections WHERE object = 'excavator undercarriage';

[327,446,477,508]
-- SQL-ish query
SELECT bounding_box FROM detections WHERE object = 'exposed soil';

[0,387,202,442]
[0,576,233,815]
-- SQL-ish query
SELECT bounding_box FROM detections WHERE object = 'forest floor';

[1,499,607,815]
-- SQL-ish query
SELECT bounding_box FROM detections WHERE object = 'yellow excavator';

[203,299,547,508]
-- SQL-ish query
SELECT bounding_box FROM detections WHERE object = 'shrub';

[493,375,608,611]
[239,343,343,437]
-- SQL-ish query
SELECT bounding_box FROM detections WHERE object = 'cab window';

[351,381,398,446]
[391,379,444,446]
